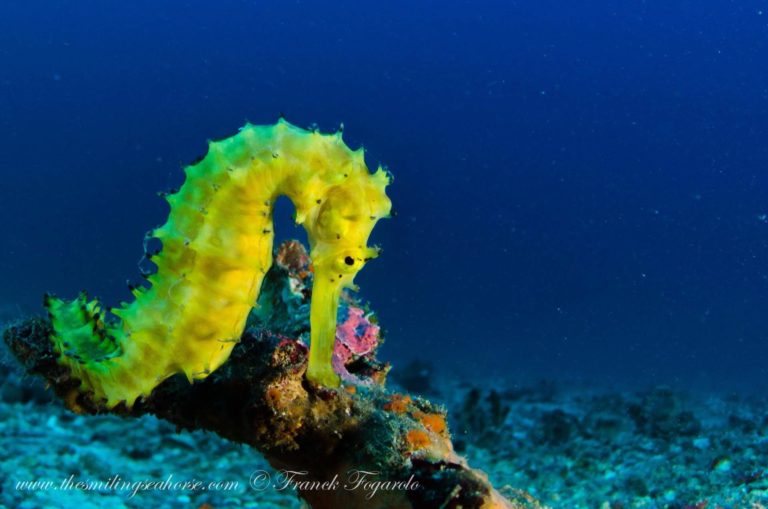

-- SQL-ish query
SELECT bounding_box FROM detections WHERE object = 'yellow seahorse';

[44,119,392,408]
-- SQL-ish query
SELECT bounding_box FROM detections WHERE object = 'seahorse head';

[302,165,391,387]
[308,169,392,290]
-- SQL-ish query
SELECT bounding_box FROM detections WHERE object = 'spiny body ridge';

[46,119,392,408]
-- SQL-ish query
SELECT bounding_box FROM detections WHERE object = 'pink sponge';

[333,305,381,384]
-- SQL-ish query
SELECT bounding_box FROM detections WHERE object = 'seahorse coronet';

[45,119,392,408]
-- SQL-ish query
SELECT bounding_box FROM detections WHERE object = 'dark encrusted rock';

[452,388,511,449]
[534,409,580,446]
[628,387,701,439]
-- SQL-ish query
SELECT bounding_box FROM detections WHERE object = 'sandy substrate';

[2,330,767,508]
[440,379,768,509]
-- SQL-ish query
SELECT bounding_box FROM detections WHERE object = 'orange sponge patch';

[415,412,447,435]
[405,429,432,450]
[383,394,412,414]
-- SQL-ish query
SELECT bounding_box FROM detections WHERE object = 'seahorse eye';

[344,256,355,266]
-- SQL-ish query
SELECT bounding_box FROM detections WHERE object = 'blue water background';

[1,1,767,391]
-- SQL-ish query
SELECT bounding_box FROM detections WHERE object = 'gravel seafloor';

[2,321,767,508]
